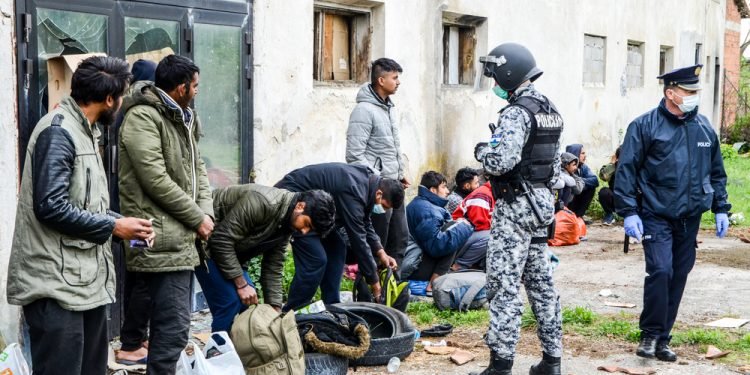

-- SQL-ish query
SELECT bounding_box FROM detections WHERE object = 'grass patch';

[562,306,595,325]
[406,301,489,327]
[672,328,726,346]
[701,155,750,228]
[595,319,641,343]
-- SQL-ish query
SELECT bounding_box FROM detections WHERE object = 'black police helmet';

[481,43,543,91]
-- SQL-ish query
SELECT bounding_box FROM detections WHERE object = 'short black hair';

[420,171,447,190]
[378,178,405,209]
[454,167,479,194]
[371,58,402,86]
[298,190,336,237]
[663,84,678,96]
[70,56,132,105]
[615,145,622,160]
[155,55,200,93]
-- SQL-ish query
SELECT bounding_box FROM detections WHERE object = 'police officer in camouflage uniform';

[472,43,563,375]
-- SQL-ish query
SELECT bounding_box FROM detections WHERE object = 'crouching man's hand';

[376,249,398,270]
[235,277,258,305]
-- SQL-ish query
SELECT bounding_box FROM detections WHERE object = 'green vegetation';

[407,301,489,327]
[701,155,750,228]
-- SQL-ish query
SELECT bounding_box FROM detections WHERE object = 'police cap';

[657,64,702,90]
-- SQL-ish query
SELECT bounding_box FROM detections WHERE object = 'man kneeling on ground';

[401,171,474,295]
[197,185,335,332]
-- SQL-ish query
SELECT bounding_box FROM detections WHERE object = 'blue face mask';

[492,85,509,100]
[372,204,386,215]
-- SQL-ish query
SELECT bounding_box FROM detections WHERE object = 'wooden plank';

[322,13,334,80]
[448,26,459,84]
[442,26,450,84]
[313,11,322,80]
[352,13,370,83]
[331,14,350,80]
[459,27,476,85]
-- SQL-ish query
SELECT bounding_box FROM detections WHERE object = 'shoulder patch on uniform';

[489,133,502,148]
[51,114,65,127]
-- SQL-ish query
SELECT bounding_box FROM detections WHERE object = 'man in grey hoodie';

[346,58,409,269]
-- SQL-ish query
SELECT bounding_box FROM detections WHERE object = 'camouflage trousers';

[485,193,563,360]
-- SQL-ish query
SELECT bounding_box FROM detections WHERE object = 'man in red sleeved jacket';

[452,181,494,231]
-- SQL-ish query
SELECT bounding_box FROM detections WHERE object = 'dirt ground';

[348,224,750,375]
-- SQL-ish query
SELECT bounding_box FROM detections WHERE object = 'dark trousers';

[409,252,454,281]
[598,187,615,215]
[371,204,408,267]
[568,186,596,217]
[454,230,490,269]
[24,299,107,375]
[142,271,192,375]
[120,271,151,351]
[194,259,255,332]
[639,211,700,340]
[284,230,347,312]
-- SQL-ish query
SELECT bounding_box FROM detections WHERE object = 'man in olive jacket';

[197,184,335,332]
[119,55,214,374]
[6,56,153,375]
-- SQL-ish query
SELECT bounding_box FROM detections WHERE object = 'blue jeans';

[283,230,347,312]
[194,259,254,332]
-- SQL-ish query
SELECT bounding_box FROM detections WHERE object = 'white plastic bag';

[0,343,31,375]
[176,332,244,375]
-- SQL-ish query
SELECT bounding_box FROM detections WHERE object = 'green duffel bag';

[231,304,305,375]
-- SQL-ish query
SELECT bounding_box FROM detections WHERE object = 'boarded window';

[626,41,644,88]
[583,34,606,85]
[313,8,370,82]
[659,45,673,76]
[442,25,476,85]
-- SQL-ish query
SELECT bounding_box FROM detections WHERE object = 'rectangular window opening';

[626,41,644,88]
[313,7,370,82]
[695,43,702,65]
[442,24,477,85]
[583,34,606,86]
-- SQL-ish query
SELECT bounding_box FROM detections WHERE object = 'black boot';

[469,352,513,375]
[529,352,561,375]
[655,338,677,362]
[636,335,657,358]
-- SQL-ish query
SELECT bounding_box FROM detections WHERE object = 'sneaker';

[636,336,657,358]
[602,213,615,226]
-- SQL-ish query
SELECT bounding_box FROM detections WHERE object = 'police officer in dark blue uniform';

[615,64,731,362]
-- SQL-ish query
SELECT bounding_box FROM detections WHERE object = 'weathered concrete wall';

[252,0,727,183]
[725,0,743,130]
[0,0,18,344]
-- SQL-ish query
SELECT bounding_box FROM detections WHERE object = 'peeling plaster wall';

[0,0,18,344]
[252,0,727,183]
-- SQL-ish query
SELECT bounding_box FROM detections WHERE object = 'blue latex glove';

[624,215,643,242]
[715,213,729,238]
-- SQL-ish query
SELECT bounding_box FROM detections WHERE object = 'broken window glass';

[125,17,179,65]
[37,8,107,115]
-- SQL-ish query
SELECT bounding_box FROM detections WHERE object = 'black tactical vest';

[498,95,563,184]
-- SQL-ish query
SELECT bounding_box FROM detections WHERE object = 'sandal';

[421,323,454,337]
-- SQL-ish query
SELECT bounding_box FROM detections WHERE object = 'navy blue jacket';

[614,99,731,219]
[275,163,383,284]
[406,186,473,258]
[565,144,599,190]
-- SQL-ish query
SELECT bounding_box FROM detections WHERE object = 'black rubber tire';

[304,353,348,375]
[334,302,415,334]
[333,302,416,366]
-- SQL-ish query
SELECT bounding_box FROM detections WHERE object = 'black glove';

[474,142,489,162]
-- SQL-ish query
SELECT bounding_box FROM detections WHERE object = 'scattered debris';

[449,349,475,365]
[737,364,750,373]
[421,340,447,347]
[704,318,749,328]
[705,345,731,359]
[446,340,481,350]
[596,365,656,374]
[192,332,211,344]
[424,346,456,355]
[604,301,637,308]
[599,289,614,297]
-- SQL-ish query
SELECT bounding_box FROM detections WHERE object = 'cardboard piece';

[424,346,456,355]
[604,301,637,308]
[126,47,175,66]
[193,332,211,344]
[47,53,107,110]
[449,349,475,365]
[330,14,350,80]
[704,318,749,328]
[705,345,731,359]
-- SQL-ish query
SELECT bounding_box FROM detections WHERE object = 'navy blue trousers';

[194,259,254,332]
[283,230,347,312]
[639,211,700,340]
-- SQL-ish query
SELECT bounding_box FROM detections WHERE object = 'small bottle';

[386,357,400,373]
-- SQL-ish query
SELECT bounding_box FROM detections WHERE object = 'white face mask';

[372,204,386,215]
[672,91,700,113]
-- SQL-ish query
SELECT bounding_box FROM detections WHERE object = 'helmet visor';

[475,55,502,92]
